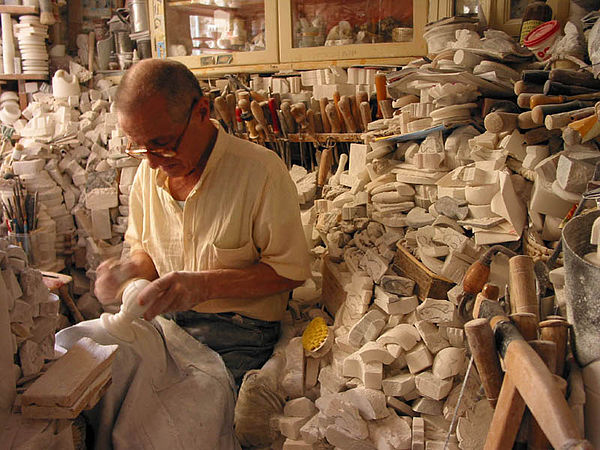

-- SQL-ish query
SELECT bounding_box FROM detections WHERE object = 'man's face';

[118,95,209,178]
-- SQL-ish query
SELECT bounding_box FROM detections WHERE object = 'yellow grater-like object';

[302,317,330,354]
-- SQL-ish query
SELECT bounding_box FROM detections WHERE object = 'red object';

[235,107,243,123]
[268,99,280,134]
[524,20,559,47]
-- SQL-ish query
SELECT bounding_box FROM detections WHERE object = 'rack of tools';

[1,178,39,258]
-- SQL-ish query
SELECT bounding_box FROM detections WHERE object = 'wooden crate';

[392,244,454,301]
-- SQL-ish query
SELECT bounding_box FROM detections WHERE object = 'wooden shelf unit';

[0,5,38,15]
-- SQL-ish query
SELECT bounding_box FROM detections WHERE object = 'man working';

[95,59,312,386]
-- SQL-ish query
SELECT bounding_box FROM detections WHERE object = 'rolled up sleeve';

[252,159,312,282]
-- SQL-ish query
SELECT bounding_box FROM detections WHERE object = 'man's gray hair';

[115,59,203,123]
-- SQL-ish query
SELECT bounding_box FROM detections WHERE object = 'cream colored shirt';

[125,123,311,321]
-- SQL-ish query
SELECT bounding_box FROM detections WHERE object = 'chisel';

[529,92,600,109]
[332,91,345,132]
[319,97,332,133]
[214,95,232,133]
[238,97,258,140]
[531,100,595,125]
[338,95,357,133]
[375,72,387,118]
[544,80,597,96]
[549,69,600,90]
[325,102,342,134]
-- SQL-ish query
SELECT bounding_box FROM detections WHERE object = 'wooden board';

[321,257,349,315]
[22,367,112,419]
[22,337,117,408]
[392,243,454,301]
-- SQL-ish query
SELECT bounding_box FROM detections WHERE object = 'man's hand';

[95,258,135,305]
[138,271,210,320]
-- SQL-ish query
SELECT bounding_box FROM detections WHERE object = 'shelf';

[167,0,264,15]
[0,5,38,15]
[0,74,47,81]
[183,56,415,78]
[287,133,363,143]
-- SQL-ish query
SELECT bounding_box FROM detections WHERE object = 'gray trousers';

[163,311,281,388]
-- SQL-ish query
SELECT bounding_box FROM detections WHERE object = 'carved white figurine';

[584,216,600,267]
[100,278,152,342]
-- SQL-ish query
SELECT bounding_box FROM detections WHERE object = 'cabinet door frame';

[149,0,279,68]
[278,0,428,63]
[433,0,569,37]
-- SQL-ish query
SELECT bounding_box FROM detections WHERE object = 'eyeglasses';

[125,99,197,159]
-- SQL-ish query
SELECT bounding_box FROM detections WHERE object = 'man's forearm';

[128,251,159,282]
[205,262,303,300]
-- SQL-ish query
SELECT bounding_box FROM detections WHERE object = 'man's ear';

[197,96,210,121]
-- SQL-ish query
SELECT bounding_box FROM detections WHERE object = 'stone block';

[415,371,454,400]
[405,343,433,374]
[432,348,466,379]
[285,397,317,418]
[377,324,421,351]
[280,415,310,440]
[382,373,415,398]
[380,275,415,296]
[414,321,450,354]
[343,387,389,420]
[417,299,455,324]
[348,308,387,347]
[368,408,412,450]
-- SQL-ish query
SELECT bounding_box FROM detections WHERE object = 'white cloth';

[125,121,312,321]
[55,316,240,450]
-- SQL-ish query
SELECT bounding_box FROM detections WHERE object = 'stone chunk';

[382,373,415,398]
[325,426,376,450]
[556,154,595,193]
[386,396,416,417]
[282,439,319,449]
[280,416,310,440]
[415,371,454,400]
[417,299,455,324]
[405,343,433,374]
[315,395,369,440]
[412,398,443,416]
[285,397,317,418]
[432,347,466,379]
[380,275,415,296]
[357,341,395,365]
[343,387,389,420]
[377,324,421,351]
[433,197,468,220]
[348,309,387,347]
[412,416,425,450]
[414,321,450,354]
[368,408,412,450]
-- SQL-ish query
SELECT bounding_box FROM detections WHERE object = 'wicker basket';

[523,227,563,266]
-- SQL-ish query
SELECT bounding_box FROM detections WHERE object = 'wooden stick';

[338,96,357,133]
[539,318,570,377]
[319,97,331,133]
[465,318,503,407]
[544,107,596,130]
[349,95,362,132]
[509,256,538,320]
[527,340,558,450]
[325,102,342,134]
[518,111,540,130]
[333,91,345,132]
[514,80,544,95]
[484,374,526,450]
[510,312,538,341]
[359,101,371,131]
[484,112,518,133]
[375,73,387,118]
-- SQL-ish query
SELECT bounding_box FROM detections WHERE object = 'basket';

[523,227,563,266]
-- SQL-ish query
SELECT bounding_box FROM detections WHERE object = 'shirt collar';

[154,119,228,190]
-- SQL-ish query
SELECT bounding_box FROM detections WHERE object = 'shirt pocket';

[210,240,258,269]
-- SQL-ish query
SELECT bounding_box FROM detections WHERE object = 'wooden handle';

[238,98,258,140]
[333,91,345,132]
[465,318,503,407]
[484,112,518,133]
[375,73,387,118]
[530,94,567,109]
[237,90,250,102]
[539,318,569,376]
[544,81,597,96]
[485,374,526,450]
[509,255,538,320]
[250,100,268,129]
[255,123,267,141]
[87,31,95,74]
[518,111,539,130]
[522,70,550,85]
[545,107,596,130]
[350,96,363,132]
[550,69,600,90]
[214,96,231,129]
[515,80,544,95]
[503,339,589,450]
[280,101,296,133]
[568,113,599,141]
[463,260,491,295]
[338,96,357,133]
[319,98,331,133]
[359,101,371,131]
[249,90,267,102]
[524,127,555,145]
[509,313,538,341]
[517,93,537,109]
[306,109,317,136]
[527,340,558,450]
[325,102,342,133]
[226,93,237,126]
[313,111,324,133]
[318,147,333,187]
[379,99,394,119]
[356,91,369,105]
[290,102,308,128]
[532,101,595,125]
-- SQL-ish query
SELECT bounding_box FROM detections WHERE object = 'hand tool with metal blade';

[338,95,357,133]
